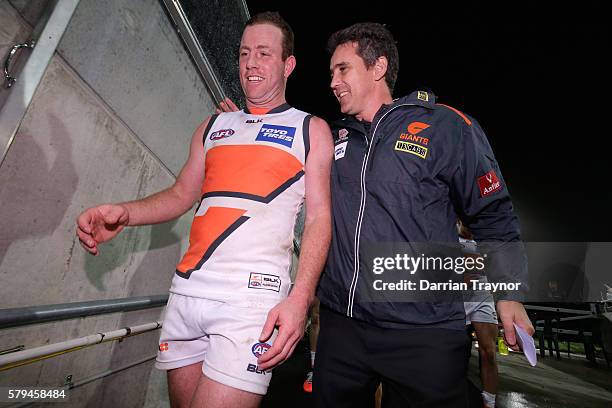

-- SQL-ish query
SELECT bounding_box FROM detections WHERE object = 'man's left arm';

[257,116,333,370]
[449,117,534,350]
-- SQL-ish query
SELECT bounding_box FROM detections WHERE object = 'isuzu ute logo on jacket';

[395,141,428,159]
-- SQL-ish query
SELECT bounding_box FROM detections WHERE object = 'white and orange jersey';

[170,104,311,308]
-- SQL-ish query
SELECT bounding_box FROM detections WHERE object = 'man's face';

[330,42,376,117]
[239,24,289,105]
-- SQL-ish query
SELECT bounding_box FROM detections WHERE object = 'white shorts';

[463,276,498,325]
[155,294,277,395]
[464,298,498,325]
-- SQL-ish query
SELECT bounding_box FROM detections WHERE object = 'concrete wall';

[57,0,216,175]
[0,0,218,406]
[0,1,33,108]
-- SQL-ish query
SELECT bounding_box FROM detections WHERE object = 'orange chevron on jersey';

[202,145,304,202]
[176,207,248,277]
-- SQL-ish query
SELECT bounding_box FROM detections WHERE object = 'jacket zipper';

[346,103,417,317]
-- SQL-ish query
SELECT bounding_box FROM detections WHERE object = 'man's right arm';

[76,117,211,255]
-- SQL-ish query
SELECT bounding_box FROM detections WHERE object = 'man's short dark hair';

[328,23,399,92]
[245,12,294,61]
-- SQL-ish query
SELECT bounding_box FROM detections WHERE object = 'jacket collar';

[332,89,437,133]
[331,116,365,134]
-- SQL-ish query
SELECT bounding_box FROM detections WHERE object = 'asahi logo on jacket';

[478,170,502,197]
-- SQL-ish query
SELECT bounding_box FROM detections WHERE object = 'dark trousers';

[313,306,468,408]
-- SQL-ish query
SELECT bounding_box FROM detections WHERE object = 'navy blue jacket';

[317,90,527,329]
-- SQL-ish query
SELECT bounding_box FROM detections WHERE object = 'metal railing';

[0,322,161,371]
[0,295,168,372]
[0,295,168,330]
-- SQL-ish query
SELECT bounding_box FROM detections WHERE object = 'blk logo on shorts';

[246,363,267,375]
[159,342,169,352]
[256,124,296,148]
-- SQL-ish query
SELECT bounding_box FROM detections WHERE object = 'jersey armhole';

[202,113,220,147]
[302,114,312,161]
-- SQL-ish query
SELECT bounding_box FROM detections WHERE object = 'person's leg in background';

[472,322,498,408]
[304,297,320,392]
[466,292,499,408]
[374,383,382,408]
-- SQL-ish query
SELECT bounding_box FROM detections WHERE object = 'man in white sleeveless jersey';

[76,12,333,408]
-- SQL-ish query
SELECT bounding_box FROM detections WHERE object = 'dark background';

[246,1,610,242]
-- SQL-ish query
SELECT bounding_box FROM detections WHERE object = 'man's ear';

[284,55,297,78]
[373,56,388,82]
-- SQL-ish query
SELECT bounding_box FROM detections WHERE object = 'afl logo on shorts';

[251,342,271,358]
[210,129,235,140]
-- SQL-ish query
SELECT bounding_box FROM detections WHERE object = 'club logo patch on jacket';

[399,122,430,145]
[395,121,431,159]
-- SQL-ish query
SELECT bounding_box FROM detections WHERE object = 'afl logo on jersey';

[210,129,235,140]
[251,342,271,358]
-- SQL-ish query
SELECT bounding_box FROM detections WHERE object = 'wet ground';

[468,345,612,408]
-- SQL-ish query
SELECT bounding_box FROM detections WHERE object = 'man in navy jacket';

[315,22,534,408]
